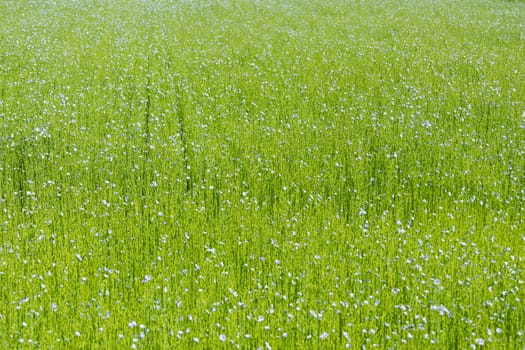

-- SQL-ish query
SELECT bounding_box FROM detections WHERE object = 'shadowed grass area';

[0,0,524,348]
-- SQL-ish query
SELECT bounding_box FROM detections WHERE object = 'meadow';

[0,0,524,348]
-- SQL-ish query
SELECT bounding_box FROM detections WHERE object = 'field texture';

[1,0,525,348]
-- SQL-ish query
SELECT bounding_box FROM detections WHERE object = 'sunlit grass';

[1,0,524,348]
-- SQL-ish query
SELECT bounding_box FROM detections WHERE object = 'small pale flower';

[142,275,153,283]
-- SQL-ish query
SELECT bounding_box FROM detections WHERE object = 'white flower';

[219,334,226,342]
[430,304,452,317]
[142,275,153,283]
[421,120,432,129]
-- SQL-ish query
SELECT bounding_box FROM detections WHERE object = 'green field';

[1,0,525,348]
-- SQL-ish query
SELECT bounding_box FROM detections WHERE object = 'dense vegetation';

[1,0,524,348]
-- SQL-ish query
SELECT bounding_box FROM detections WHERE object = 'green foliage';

[0,0,524,348]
